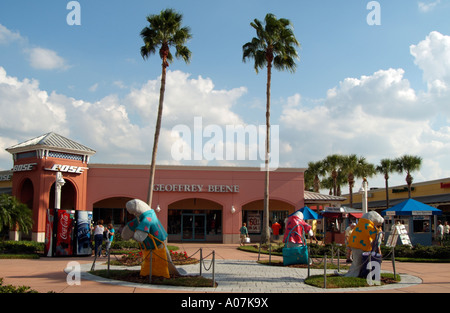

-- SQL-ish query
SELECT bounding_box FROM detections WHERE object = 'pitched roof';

[304,190,346,202]
[6,132,96,155]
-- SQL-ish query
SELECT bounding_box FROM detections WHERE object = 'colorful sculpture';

[121,199,178,278]
[345,211,384,277]
[283,210,313,246]
[282,210,313,265]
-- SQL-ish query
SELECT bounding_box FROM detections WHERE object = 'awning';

[321,212,341,218]
[381,198,442,216]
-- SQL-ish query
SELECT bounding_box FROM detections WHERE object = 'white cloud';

[26,47,70,71]
[278,31,450,188]
[410,31,450,90]
[3,30,450,189]
[0,24,23,45]
[418,0,441,12]
[0,67,250,169]
[0,23,69,71]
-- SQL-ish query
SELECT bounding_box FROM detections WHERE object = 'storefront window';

[168,209,222,236]
[243,210,262,234]
[413,216,430,233]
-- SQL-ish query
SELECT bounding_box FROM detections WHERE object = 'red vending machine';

[44,209,75,257]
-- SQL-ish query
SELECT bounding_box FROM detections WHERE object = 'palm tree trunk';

[262,60,272,244]
[147,59,167,207]
[406,172,412,199]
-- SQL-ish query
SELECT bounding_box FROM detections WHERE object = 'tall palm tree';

[376,158,396,209]
[341,155,376,208]
[394,155,422,198]
[140,9,192,207]
[0,194,33,234]
[243,13,300,244]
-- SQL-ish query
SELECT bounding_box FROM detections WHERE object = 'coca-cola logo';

[60,214,69,240]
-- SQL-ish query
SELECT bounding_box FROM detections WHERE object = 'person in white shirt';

[437,220,444,245]
[93,220,105,257]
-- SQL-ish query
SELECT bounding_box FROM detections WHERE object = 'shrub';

[0,278,38,293]
[0,241,44,254]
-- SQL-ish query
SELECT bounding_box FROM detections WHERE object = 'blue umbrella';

[299,206,323,220]
[381,198,442,216]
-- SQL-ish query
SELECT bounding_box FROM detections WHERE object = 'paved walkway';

[1,243,449,293]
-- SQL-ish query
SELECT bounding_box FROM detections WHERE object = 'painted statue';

[121,199,178,278]
[283,210,313,247]
[345,211,384,277]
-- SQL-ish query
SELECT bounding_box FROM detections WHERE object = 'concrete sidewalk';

[0,243,449,293]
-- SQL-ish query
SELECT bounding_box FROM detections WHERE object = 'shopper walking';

[240,223,249,246]
[104,224,115,257]
[93,220,105,257]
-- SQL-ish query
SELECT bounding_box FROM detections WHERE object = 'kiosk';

[382,198,442,246]
[322,207,363,244]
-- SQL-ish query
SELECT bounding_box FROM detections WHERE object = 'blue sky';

[1,0,450,190]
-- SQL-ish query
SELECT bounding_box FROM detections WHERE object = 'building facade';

[3,133,308,244]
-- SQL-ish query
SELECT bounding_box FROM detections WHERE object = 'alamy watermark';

[66,1,81,26]
[171,117,279,170]
[66,261,81,286]
[366,261,382,286]
[66,2,381,27]
[367,1,381,26]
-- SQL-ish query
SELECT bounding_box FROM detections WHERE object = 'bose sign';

[46,164,87,174]
[13,163,37,172]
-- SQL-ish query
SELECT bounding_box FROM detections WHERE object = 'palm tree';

[323,154,344,196]
[0,194,33,234]
[341,155,376,208]
[376,158,396,209]
[394,155,422,198]
[305,160,325,192]
[140,8,192,207]
[243,13,300,244]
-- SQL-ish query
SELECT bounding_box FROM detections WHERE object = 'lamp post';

[55,171,66,210]
[359,177,368,214]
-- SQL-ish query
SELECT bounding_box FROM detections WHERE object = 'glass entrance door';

[181,214,206,241]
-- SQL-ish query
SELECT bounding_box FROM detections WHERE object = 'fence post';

[199,248,203,276]
[323,254,327,289]
[91,253,97,271]
[107,250,111,277]
[336,243,341,272]
[212,250,216,288]
[269,243,272,265]
[392,246,396,279]
[307,252,310,279]
[257,239,262,261]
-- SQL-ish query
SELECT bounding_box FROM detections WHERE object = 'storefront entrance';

[168,198,223,242]
[182,213,206,241]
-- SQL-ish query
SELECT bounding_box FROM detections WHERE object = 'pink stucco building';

[6,133,306,244]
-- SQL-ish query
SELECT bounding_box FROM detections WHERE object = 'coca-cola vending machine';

[55,209,75,256]
[74,210,93,256]
[44,209,75,257]
[44,209,55,257]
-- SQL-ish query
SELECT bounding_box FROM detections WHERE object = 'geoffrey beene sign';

[154,184,239,193]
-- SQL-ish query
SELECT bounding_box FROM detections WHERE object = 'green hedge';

[0,241,44,254]
[383,244,450,259]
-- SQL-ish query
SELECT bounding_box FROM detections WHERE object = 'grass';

[305,273,401,289]
[0,254,40,259]
[90,269,217,287]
